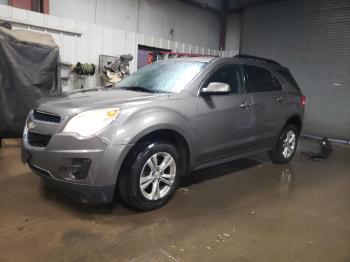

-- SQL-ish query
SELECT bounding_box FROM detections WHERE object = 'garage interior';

[0,0,349,261]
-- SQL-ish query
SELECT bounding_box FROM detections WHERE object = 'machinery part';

[74,62,95,76]
[0,21,12,30]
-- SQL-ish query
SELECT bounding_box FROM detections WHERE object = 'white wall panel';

[76,22,91,62]
[49,0,220,49]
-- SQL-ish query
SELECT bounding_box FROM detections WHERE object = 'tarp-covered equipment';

[0,27,61,138]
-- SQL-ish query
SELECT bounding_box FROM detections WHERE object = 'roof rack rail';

[234,54,281,66]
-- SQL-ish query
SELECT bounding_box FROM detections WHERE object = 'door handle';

[276,96,283,102]
[240,101,252,109]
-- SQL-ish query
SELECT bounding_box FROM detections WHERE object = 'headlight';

[63,108,120,137]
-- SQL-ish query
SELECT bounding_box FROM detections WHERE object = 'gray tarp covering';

[0,27,61,138]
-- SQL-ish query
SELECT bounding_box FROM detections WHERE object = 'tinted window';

[278,69,300,91]
[244,65,274,93]
[206,64,242,94]
[273,77,283,91]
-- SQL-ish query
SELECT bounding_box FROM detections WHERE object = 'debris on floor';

[306,241,314,246]
[217,234,224,241]
[250,210,256,215]
[179,187,189,192]
[206,246,212,250]
[16,225,25,231]
[224,233,231,239]
[301,137,333,161]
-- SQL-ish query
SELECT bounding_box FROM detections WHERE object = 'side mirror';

[201,82,230,95]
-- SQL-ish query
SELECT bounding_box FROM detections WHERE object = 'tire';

[118,140,182,211]
[269,124,299,164]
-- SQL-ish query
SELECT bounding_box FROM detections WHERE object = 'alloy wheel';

[282,130,296,159]
[139,152,176,201]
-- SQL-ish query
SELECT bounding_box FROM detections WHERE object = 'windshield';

[116,61,206,93]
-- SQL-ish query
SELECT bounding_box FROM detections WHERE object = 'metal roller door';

[240,0,350,140]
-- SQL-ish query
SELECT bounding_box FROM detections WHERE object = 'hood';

[35,87,169,117]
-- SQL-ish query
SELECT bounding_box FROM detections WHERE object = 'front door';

[197,64,254,163]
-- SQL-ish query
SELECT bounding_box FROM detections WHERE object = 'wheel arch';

[116,128,191,187]
[284,115,302,133]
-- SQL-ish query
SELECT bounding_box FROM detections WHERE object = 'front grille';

[33,110,61,123]
[27,132,52,147]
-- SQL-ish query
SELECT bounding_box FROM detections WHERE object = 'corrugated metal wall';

[241,0,350,140]
[0,5,238,91]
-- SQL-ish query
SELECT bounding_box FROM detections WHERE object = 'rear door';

[197,64,255,162]
[243,65,286,149]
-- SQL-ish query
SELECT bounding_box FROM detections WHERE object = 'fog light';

[59,159,91,179]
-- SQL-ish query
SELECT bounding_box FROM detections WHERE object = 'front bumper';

[29,162,115,204]
[23,131,131,205]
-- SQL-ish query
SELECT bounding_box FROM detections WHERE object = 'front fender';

[114,107,196,150]
[100,106,198,183]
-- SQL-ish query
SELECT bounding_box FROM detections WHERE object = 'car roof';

[156,56,216,63]
[156,56,284,70]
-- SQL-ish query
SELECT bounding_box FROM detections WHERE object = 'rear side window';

[278,69,301,91]
[244,65,274,93]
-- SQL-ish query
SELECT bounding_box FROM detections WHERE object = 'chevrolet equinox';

[22,55,305,211]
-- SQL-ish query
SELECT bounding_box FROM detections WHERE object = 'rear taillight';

[300,95,306,107]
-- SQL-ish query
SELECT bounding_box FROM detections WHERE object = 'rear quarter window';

[273,76,283,91]
[278,69,301,91]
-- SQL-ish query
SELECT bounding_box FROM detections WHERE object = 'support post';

[219,0,229,51]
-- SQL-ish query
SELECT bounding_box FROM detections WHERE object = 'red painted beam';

[9,0,49,14]
[42,0,49,14]
[9,0,32,10]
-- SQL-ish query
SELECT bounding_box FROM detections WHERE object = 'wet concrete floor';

[0,138,349,262]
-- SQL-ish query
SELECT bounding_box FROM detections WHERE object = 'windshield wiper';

[118,86,156,93]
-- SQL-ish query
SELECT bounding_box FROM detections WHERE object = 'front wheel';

[118,140,182,211]
[269,124,299,164]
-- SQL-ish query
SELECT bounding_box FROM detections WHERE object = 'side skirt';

[190,147,272,172]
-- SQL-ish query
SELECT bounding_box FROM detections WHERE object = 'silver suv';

[22,55,305,211]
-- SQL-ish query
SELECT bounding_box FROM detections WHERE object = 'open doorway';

[137,45,171,69]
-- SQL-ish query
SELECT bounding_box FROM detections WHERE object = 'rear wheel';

[118,140,182,211]
[269,124,299,163]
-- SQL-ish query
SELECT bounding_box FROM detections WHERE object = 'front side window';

[244,65,275,93]
[116,61,206,93]
[205,64,243,94]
